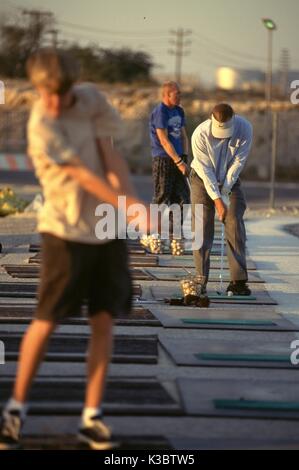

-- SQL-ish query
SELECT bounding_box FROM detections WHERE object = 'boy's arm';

[28,117,138,209]
[95,137,137,197]
[60,161,138,210]
[61,162,153,233]
[88,86,137,196]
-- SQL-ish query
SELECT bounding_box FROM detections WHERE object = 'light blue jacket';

[191,115,253,200]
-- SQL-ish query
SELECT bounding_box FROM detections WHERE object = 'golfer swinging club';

[190,103,253,298]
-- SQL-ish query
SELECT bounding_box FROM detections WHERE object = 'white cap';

[211,114,234,139]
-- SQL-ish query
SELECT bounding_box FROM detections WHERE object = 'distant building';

[216,67,265,92]
[216,66,299,95]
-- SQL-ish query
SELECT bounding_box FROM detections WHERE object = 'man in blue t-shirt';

[149,81,190,238]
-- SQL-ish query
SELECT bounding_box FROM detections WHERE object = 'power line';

[193,31,299,68]
[193,31,267,63]
[59,25,274,69]
[58,20,168,38]
[60,30,121,46]
[59,30,169,55]
[184,54,219,70]
[21,8,54,20]
[192,37,276,68]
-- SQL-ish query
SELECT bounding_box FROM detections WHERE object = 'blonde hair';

[160,81,179,99]
[26,48,79,94]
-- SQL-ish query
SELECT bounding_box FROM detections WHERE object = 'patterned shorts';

[152,156,190,207]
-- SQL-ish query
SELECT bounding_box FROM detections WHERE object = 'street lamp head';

[262,18,277,30]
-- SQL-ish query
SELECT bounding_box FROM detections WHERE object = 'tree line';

[0,11,154,83]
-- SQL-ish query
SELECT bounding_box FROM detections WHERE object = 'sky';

[1,0,299,85]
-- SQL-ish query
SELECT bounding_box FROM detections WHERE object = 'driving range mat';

[177,377,299,420]
[150,285,276,305]
[0,304,161,326]
[161,335,297,369]
[2,333,159,364]
[0,377,182,416]
[148,305,296,331]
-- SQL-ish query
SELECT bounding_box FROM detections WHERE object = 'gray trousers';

[191,170,248,286]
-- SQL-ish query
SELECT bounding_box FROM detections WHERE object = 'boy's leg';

[78,311,114,449]
[13,319,56,402]
[0,319,56,450]
[78,240,131,449]
[85,312,114,408]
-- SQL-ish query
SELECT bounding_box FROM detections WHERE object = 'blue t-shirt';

[149,103,185,157]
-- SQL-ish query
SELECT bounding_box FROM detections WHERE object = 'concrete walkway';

[246,216,299,325]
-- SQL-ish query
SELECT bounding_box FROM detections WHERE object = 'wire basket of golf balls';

[170,238,184,256]
[140,234,150,248]
[180,276,198,305]
[140,234,162,253]
[180,275,210,307]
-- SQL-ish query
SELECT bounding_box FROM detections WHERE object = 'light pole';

[262,18,277,105]
[269,111,278,209]
[262,18,278,209]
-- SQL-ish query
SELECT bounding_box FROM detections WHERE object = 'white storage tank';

[216,67,264,91]
[216,67,239,90]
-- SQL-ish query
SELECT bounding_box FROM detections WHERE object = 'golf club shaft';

[185,176,191,193]
[219,222,225,294]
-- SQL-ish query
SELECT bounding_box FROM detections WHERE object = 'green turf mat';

[181,319,276,326]
[214,399,299,411]
[209,295,257,300]
[196,353,291,363]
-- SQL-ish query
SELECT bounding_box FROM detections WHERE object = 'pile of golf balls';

[171,239,184,256]
[180,278,197,297]
[148,234,163,254]
[140,234,150,248]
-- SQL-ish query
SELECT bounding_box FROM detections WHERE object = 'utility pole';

[279,48,290,98]
[48,29,59,48]
[22,9,54,50]
[168,28,192,84]
[22,9,54,24]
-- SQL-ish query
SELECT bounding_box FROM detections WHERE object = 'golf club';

[185,175,191,193]
[217,221,225,296]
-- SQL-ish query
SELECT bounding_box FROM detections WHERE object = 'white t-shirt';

[27,83,122,243]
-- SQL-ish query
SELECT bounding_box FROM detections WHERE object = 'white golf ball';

[227,291,234,297]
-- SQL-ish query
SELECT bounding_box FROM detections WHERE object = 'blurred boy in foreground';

[0,49,148,450]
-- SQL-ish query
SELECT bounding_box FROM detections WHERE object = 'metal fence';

[0,109,28,152]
